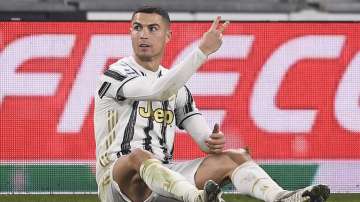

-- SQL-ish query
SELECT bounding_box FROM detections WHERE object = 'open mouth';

[139,44,150,48]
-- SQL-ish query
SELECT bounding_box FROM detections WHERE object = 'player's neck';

[134,55,162,72]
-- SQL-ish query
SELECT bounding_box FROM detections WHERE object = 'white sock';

[231,161,285,202]
[140,158,201,202]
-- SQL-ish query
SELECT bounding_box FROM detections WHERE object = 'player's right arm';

[97,47,206,101]
[98,16,229,101]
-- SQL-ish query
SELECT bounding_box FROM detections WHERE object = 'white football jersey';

[94,56,200,182]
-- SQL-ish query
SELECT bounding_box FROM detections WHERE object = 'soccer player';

[94,6,330,202]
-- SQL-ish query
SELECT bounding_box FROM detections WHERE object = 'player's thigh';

[112,155,152,201]
[98,161,130,202]
[98,174,129,202]
[224,148,252,164]
[194,152,240,188]
[112,155,137,193]
[99,168,154,202]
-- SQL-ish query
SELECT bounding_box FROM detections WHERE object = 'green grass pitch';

[0,194,359,202]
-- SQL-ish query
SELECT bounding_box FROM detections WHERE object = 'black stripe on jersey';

[160,100,171,163]
[143,117,154,153]
[177,112,202,130]
[98,81,111,98]
[140,71,146,76]
[184,86,194,114]
[143,102,154,153]
[121,101,139,155]
[125,72,138,76]
[115,76,138,101]
[104,69,127,81]
[170,146,174,159]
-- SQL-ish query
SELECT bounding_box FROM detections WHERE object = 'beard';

[137,54,153,62]
[136,50,162,62]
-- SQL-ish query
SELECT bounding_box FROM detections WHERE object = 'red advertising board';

[0,22,359,161]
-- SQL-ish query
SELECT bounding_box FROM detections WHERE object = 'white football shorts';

[98,157,205,202]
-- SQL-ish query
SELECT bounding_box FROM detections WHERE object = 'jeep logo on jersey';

[139,101,174,125]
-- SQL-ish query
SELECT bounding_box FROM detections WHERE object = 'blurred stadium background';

[1,0,360,201]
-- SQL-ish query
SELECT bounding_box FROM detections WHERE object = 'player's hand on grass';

[199,16,230,56]
[205,123,225,154]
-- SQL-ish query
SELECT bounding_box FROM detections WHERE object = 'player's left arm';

[175,86,225,154]
[180,115,211,153]
[182,117,225,154]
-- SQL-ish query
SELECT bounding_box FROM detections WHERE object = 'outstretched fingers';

[209,16,221,31]
[209,16,230,34]
[199,16,230,55]
[218,20,230,33]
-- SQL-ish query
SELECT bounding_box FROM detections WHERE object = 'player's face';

[130,13,171,62]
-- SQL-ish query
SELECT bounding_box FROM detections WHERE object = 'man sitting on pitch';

[94,6,330,202]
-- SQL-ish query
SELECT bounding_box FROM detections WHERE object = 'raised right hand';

[199,16,230,56]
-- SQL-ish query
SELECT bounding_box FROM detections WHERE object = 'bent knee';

[128,149,154,170]
[224,148,252,165]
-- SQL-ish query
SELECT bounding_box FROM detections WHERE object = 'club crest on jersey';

[139,101,174,125]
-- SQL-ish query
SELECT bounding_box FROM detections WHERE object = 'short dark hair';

[132,6,170,25]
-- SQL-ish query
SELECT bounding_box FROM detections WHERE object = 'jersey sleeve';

[175,86,201,129]
[98,47,207,101]
[97,63,139,101]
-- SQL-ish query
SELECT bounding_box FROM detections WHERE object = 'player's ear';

[165,29,172,43]
[129,21,134,34]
